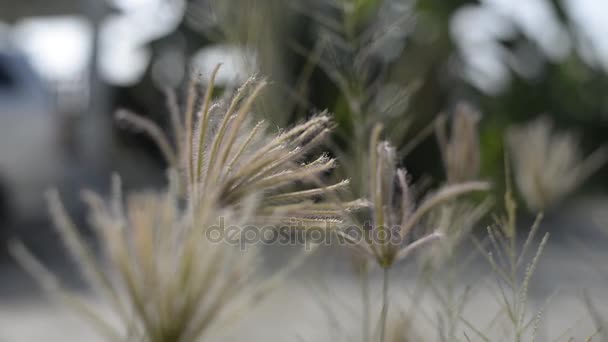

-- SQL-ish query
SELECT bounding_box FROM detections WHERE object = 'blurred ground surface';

[1,196,608,341]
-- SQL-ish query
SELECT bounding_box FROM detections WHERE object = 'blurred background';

[1,0,608,340]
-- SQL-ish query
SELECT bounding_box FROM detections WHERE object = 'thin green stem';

[360,261,370,342]
[379,267,390,342]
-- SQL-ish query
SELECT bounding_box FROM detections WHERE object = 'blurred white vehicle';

[0,51,61,221]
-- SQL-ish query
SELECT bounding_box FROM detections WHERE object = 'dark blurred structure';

[0,0,115,252]
[0,51,57,223]
[1,0,93,17]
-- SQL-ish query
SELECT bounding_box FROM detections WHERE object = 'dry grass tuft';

[119,65,363,227]
[341,125,491,269]
[10,68,362,341]
[436,102,481,185]
[12,172,295,341]
[507,116,608,212]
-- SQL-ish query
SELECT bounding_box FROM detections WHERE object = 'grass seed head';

[507,116,608,212]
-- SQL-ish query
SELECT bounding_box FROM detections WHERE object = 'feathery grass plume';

[336,125,490,342]
[436,102,481,185]
[119,66,362,228]
[12,173,295,342]
[507,115,608,212]
[430,101,486,268]
[342,125,491,269]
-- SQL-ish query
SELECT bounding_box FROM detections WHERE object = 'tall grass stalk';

[333,124,489,342]
[359,259,371,342]
[379,266,390,342]
[470,158,549,342]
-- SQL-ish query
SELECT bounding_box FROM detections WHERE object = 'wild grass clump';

[14,174,275,341]
[11,66,364,341]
